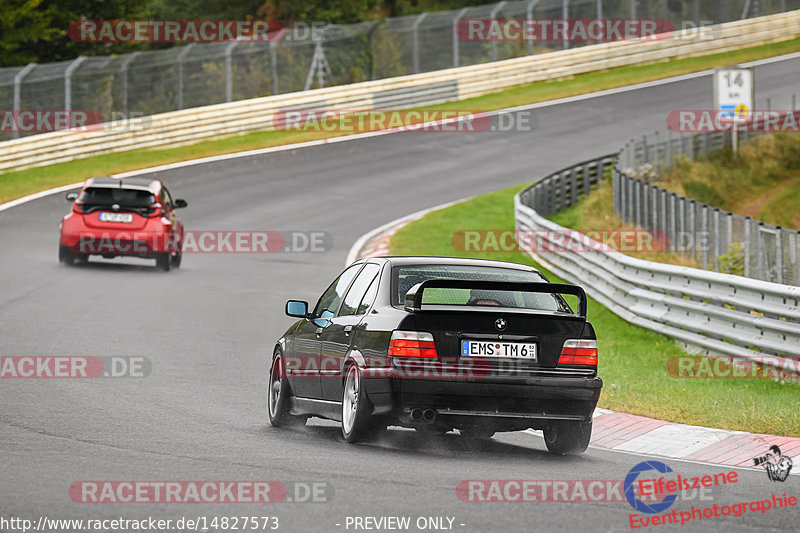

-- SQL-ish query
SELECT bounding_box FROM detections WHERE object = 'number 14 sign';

[713,67,755,123]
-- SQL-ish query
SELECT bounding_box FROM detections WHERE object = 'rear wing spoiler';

[404,279,587,317]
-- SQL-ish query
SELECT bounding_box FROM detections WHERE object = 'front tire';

[544,420,592,455]
[268,352,305,428]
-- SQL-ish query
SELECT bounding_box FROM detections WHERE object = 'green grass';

[389,184,800,437]
[659,133,800,229]
[3,36,800,203]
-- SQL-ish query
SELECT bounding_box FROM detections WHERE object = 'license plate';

[461,340,537,360]
[99,212,133,223]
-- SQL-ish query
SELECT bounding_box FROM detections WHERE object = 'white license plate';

[99,212,133,223]
[461,340,537,360]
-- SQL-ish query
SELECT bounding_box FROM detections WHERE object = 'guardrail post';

[452,8,469,68]
[570,165,578,206]
[651,186,658,233]
[120,52,140,115]
[669,193,677,253]
[688,200,696,260]
[659,188,667,248]
[629,0,636,19]
[64,56,87,114]
[225,41,239,103]
[776,227,784,284]
[561,0,570,50]
[269,42,278,95]
[176,44,195,110]
[713,208,721,270]
[490,2,508,61]
[757,222,765,280]
[597,0,602,19]
[726,212,734,261]
[12,62,36,140]
[526,0,542,55]
[635,180,642,228]
[744,217,751,278]
[794,231,800,285]
[411,12,429,74]
[584,162,591,197]
[612,168,619,214]
[701,205,709,269]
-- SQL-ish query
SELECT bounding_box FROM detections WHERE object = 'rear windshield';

[394,265,571,313]
[79,187,156,213]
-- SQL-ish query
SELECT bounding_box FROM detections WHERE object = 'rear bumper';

[60,229,176,255]
[362,370,602,426]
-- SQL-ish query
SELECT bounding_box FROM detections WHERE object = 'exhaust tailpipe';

[423,409,437,423]
[411,408,424,421]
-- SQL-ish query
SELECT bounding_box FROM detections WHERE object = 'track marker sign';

[713,66,754,154]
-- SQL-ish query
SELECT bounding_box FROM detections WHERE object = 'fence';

[3,0,800,141]
[515,155,800,371]
[614,95,800,286]
[3,9,799,173]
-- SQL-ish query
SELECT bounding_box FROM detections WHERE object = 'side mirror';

[285,300,310,318]
[174,199,188,208]
[66,192,78,202]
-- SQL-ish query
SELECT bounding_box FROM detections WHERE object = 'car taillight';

[72,202,84,214]
[147,203,163,217]
[388,331,437,358]
[558,339,598,366]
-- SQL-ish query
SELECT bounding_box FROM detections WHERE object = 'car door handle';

[343,325,353,336]
[315,327,323,337]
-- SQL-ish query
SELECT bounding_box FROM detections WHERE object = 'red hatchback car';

[59,177,187,271]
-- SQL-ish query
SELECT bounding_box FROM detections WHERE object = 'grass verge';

[3,36,800,203]
[389,184,800,437]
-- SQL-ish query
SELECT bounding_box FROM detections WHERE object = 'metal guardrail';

[614,116,800,286]
[515,154,800,372]
[2,10,799,173]
[4,0,796,141]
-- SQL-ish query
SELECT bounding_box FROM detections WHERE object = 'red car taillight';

[72,202,84,214]
[388,331,437,358]
[558,339,598,366]
[147,203,163,217]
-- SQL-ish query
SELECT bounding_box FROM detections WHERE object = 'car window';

[339,264,380,316]
[161,186,173,208]
[356,274,380,315]
[394,265,570,313]
[78,187,156,214]
[313,264,363,318]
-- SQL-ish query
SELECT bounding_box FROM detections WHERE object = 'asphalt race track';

[1,56,799,533]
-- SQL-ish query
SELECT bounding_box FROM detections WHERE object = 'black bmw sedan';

[268,256,602,454]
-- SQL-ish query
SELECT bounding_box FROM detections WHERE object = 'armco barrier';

[515,155,800,373]
[1,10,800,172]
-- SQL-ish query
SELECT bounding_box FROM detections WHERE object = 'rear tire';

[156,253,171,271]
[341,365,383,442]
[171,250,182,269]
[58,246,75,265]
[544,420,592,455]
[268,351,306,428]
